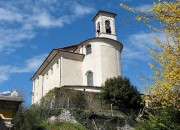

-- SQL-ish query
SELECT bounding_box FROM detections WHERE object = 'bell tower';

[92,10,117,40]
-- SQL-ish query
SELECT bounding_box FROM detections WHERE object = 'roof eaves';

[79,37,123,48]
[58,49,85,56]
[56,44,79,50]
[92,10,117,21]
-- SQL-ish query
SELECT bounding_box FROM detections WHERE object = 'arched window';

[86,44,91,55]
[97,22,100,33]
[105,20,111,34]
[86,71,93,86]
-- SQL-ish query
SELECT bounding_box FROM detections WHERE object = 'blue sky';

[0,0,163,106]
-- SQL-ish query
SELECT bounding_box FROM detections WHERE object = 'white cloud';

[0,65,11,83]
[73,3,95,16]
[0,54,47,83]
[0,8,23,22]
[0,0,95,54]
[0,0,95,83]
[0,27,35,54]
[12,54,48,73]
[134,4,152,11]
[32,12,60,28]
[122,32,165,70]
[127,32,165,50]
[31,12,72,28]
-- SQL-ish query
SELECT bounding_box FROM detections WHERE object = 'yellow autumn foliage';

[121,0,180,110]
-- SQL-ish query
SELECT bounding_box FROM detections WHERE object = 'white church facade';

[31,10,123,104]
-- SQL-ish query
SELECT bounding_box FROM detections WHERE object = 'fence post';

[92,119,98,130]
[50,99,53,109]
[111,104,113,116]
[67,97,69,109]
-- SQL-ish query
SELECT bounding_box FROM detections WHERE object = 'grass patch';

[40,120,86,130]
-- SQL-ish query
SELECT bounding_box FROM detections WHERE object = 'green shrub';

[135,107,180,130]
[71,109,128,130]
[100,76,142,110]
[12,105,62,130]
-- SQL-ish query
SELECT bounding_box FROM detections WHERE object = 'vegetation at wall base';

[13,106,137,130]
[13,81,142,130]
[40,87,95,109]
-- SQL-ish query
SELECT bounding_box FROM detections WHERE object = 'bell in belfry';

[105,20,111,34]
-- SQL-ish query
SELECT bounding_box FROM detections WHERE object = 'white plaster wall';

[82,40,121,87]
[42,57,61,96]
[32,55,83,104]
[33,75,44,103]
[32,80,35,103]
[99,33,117,40]
[101,45,120,84]
[61,57,83,86]
[82,42,98,86]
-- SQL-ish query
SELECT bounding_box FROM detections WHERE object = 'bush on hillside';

[71,109,129,130]
[100,76,142,110]
[12,105,62,130]
[135,107,180,130]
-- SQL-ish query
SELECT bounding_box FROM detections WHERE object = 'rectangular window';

[35,77,39,87]
[46,72,48,79]
[86,45,92,55]
[56,60,59,68]
[51,67,53,74]
[87,71,93,86]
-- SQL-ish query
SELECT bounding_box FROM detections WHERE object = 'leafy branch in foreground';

[120,1,180,129]
[120,0,180,110]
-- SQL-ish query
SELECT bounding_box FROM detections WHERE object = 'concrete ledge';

[0,96,23,102]
[62,85,102,92]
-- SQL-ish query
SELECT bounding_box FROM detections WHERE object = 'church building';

[31,10,123,104]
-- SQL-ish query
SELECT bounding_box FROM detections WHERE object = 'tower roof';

[92,10,117,22]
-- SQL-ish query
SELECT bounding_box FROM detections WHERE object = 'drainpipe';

[42,75,44,98]
[32,80,35,104]
[58,56,62,87]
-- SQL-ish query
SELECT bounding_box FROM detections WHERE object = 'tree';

[120,0,180,129]
[120,0,180,110]
[100,76,142,110]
